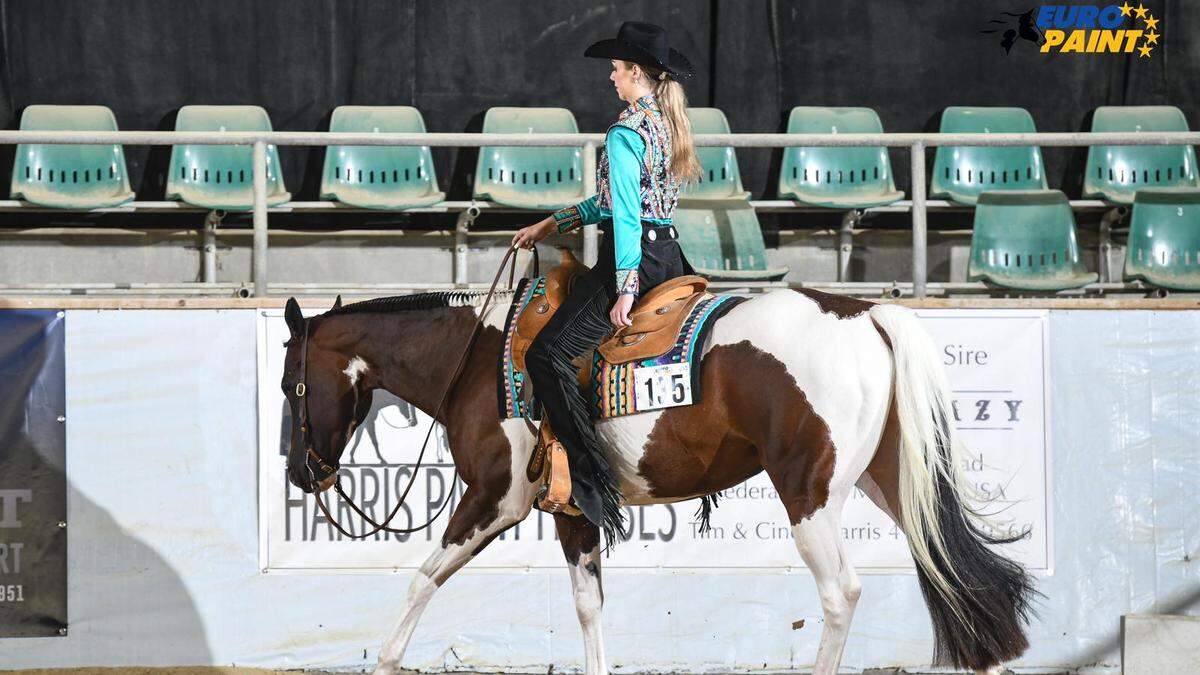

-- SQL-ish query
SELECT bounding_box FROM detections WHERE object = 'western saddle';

[512,248,709,516]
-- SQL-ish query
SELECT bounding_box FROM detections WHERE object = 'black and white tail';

[870,304,1037,671]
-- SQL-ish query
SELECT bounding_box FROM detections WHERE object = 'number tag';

[633,362,692,411]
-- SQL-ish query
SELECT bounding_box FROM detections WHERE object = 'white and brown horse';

[281,286,1035,675]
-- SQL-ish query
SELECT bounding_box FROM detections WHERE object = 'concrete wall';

[0,308,1197,672]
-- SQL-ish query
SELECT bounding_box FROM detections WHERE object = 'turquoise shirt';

[552,125,670,296]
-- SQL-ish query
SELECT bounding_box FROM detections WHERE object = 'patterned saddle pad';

[498,276,746,420]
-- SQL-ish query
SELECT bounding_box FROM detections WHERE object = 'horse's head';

[281,296,375,494]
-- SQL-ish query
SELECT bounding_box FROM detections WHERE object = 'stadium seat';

[681,108,750,200]
[1083,106,1199,204]
[320,106,444,210]
[777,107,903,208]
[674,203,789,281]
[1124,188,1200,291]
[968,190,1096,291]
[473,107,586,210]
[931,107,1047,205]
[674,108,787,281]
[10,105,135,209]
[166,105,290,211]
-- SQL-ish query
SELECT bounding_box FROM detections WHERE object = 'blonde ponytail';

[630,62,702,184]
[654,77,702,183]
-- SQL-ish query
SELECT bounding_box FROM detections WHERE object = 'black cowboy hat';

[584,21,694,79]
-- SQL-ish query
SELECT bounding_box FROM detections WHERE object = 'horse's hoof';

[373,661,402,675]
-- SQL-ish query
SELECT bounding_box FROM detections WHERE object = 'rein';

[294,244,539,539]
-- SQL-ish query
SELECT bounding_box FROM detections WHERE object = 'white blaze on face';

[343,356,370,386]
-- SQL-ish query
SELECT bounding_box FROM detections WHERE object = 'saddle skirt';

[498,249,746,420]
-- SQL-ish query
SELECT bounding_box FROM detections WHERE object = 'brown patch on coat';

[792,288,874,320]
[554,513,603,600]
[297,303,521,586]
[422,307,516,550]
[863,317,902,521]
[862,397,903,523]
[637,340,838,524]
[554,514,601,564]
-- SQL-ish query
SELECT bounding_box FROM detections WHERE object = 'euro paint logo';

[983,3,1160,58]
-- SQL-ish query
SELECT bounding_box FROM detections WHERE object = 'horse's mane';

[321,289,516,319]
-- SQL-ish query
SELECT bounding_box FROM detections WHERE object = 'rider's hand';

[512,218,553,250]
[610,293,634,328]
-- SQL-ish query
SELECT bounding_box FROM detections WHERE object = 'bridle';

[291,243,539,539]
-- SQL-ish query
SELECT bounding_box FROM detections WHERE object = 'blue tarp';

[0,310,67,637]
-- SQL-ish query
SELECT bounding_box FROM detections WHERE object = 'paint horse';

[280,285,1035,675]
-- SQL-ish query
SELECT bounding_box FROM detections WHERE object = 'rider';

[511,21,700,538]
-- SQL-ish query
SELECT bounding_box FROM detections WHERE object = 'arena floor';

[4,662,1065,667]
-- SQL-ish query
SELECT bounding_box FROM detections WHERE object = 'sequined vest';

[595,99,681,222]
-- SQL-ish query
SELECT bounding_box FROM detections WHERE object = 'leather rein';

[293,244,539,539]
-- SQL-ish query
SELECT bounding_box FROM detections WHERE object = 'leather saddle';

[511,248,710,373]
[513,248,709,516]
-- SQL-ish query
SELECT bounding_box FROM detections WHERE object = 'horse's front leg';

[374,483,532,675]
[554,513,607,675]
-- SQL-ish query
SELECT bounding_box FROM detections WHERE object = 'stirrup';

[533,422,582,517]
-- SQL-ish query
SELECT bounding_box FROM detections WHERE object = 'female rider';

[511,21,701,538]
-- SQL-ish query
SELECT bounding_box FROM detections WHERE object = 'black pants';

[525,219,694,536]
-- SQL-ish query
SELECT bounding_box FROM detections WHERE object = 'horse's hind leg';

[791,500,861,675]
[374,484,532,675]
[758,411,868,675]
[553,513,607,675]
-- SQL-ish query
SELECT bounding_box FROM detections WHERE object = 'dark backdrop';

[0,0,1195,209]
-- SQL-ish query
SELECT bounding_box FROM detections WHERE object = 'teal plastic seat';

[674,201,789,281]
[320,106,444,209]
[1083,106,1199,204]
[681,108,750,200]
[10,105,134,209]
[778,107,903,208]
[674,108,786,280]
[1124,188,1200,290]
[473,107,586,210]
[166,105,290,211]
[931,107,1046,205]
[968,190,1096,291]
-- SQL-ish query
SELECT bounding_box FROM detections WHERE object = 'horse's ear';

[332,294,343,311]
[284,297,305,337]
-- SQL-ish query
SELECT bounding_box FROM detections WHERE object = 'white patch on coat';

[473,292,516,331]
[343,356,370,385]
[494,416,539,518]
[704,290,893,501]
[595,410,664,502]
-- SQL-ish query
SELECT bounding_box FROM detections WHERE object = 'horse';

[280,285,1036,675]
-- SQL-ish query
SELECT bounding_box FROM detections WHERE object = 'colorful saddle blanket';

[498,276,746,420]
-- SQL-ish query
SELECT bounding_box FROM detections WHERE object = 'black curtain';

[0,0,1193,203]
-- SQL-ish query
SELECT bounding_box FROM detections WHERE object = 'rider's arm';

[552,196,601,234]
[607,126,645,297]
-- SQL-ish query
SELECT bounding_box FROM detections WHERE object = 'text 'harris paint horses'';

[280,287,1036,675]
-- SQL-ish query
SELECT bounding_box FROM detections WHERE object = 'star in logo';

[1135,6,1161,59]
[1119,2,1134,17]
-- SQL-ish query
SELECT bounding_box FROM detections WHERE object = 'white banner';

[257,308,1050,573]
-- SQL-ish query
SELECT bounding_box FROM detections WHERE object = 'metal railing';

[2,129,1198,298]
